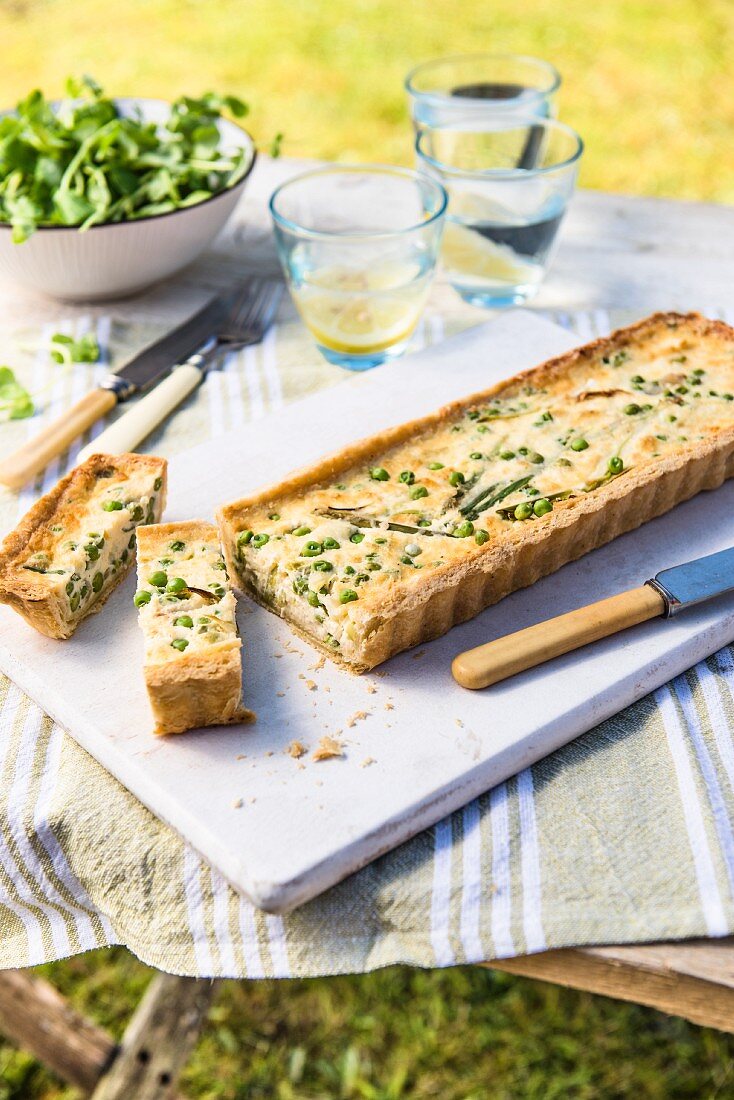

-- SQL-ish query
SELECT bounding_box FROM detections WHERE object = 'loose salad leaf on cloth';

[0,367,34,420]
[0,75,252,242]
[49,331,100,365]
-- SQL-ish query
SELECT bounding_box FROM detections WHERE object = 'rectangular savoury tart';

[218,312,734,673]
[134,521,254,736]
[0,452,167,639]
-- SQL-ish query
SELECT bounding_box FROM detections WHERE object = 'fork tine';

[256,281,284,335]
[229,276,267,329]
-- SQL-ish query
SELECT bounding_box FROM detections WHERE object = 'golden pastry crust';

[135,520,254,735]
[0,452,167,639]
[218,312,734,671]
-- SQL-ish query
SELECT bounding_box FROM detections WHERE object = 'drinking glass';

[270,166,447,370]
[416,119,583,308]
[406,53,561,131]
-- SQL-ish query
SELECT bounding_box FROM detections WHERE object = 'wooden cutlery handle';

[0,388,117,491]
[77,364,202,462]
[451,584,666,690]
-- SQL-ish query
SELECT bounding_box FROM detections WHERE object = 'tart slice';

[134,521,254,736]
[0,452,167,639]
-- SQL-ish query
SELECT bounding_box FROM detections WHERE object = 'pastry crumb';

[309,656,326,671]
[361,756,376,768]
[232,797,243,809]
[366,684,378,694]
[411,649,426,660]
[455,718,464,728]
[287,740,307,759]
[312,736,344,761]
[236,753,247,760]
[276,692,286,698]
[249,796,257,803]
[384,701,394,711]
[346,710,370,728]
[265,750,274,757]
[305,679,317,691]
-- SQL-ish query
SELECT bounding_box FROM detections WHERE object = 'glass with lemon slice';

[270,167,447,370]
[416,119,583,308]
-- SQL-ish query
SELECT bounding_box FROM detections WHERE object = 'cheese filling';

[226,320,734,661]
[20,470,164,624]
[135,532,238,662]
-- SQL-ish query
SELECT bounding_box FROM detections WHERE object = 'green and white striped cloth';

[1,304,734,978]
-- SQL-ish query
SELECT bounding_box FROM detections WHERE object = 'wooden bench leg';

[91,974,217,1100]
[0,970,116,1093]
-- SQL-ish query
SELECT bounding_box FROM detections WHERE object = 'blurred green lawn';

[2,2,734,1097]
[0,0,733,201]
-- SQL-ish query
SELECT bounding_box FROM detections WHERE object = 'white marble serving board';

[2,310,734,914]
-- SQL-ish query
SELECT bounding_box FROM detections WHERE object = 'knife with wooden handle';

[0,294,230,491]
[452,546,734,690]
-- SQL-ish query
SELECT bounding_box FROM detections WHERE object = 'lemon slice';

[297,291,424,353]
[294,261,428,355]
[441,222,540,287]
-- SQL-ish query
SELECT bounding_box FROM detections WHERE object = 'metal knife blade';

[648,546,734,616]
[101,293,233,402]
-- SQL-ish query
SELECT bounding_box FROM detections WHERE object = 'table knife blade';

[648,546,734,614]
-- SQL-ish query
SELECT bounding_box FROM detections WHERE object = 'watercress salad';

[0,75,254,243]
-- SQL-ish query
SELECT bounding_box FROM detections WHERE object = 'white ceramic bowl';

[0,97,256,301]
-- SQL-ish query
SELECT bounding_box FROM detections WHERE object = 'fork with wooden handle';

[78,279,283,462]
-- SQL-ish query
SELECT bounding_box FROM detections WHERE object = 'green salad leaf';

[0,366,34,420]
[49,331,100,364]
[0,76,252,242]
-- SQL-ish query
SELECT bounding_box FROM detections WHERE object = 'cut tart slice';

[0,452,167,639]
[134,521,254,736]
[217,312,734,672]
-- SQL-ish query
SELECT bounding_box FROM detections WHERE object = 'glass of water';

[406,53,561,130]
[416,119,583,308]
[270,166,447,371]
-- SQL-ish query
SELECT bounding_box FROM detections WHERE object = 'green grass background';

[2,1,734,1096]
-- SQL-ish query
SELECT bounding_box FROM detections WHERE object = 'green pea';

[448,471,465,487]
[514,502,534,520]
[307,591,321,607]
[475,530,489,546]
[209,583,225,597]
[292,525,311,537]
[398,471,415,485]
[174,615,193,628]
[609,456,624,474]
[558,458,572,467]
[65,580,74,595]
[499,450,515,460]
[301,541,323,557]
[167,577,187,593]
[370,467,390,481]
[344,565,356,575]
[102,500,123,511]
[325,634,340,648]
[367,561,382,571]
[70,593,80,612]
[404,543,422,557]
[322,537,340,550]
[428,461,444,470]
[149,571,168,588]
[237,530,254,547]
[454,521,474,538]
[410,486,428,500]
[170,540,185,552]
[350,532,365,544]
[251,533,270,549]
[533,498,553,517]
[417,519,432,527]
[171,639,189,652]
[570,438,589,452]
[676,385,689,395]
[312,560,333,572]
[269,512,280,521]
[134,590,151,607]
[518,447,529,455]
[375,537,387,545]
[339,589,358,604]
[470,452,483,460]
[630,375,644,384]
[624,403,641,415]
[530,452,544,464]
[85,545,100,561]
[693,367,705,376]
[92,572,104,593]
